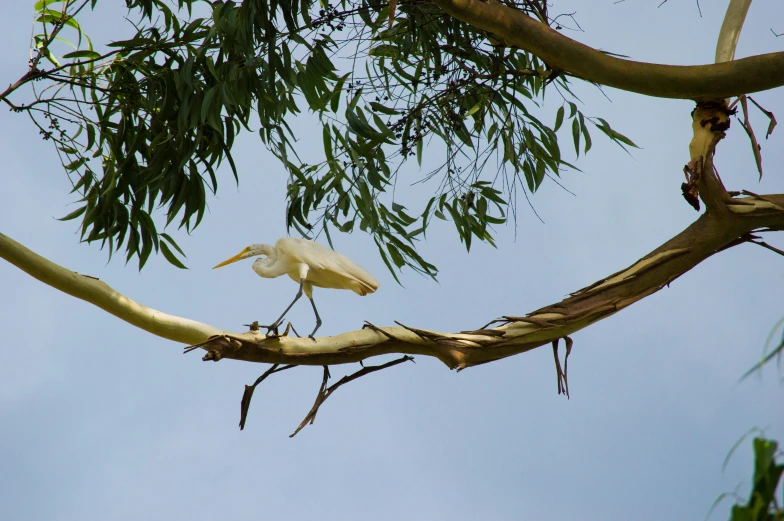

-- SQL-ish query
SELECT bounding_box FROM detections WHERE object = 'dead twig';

[682,162,702,211]
[183,334,240,355]
[552,336,574,399]
[363,321,404,342]
[290,356,415,438]
[394,320,439,341]
[476,317,511,330]
[747,96,777,139]
[563,336,573,398]
[239,363,298,430]
[738,95,764,179]
[749,239,784,258]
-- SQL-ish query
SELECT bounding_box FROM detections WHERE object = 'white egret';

[213,238,379,339]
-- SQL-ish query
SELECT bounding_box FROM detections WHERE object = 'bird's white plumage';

[213,237,379,338]
[273,238,378,297]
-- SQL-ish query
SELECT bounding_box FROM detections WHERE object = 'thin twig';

[747,96,777,139]
[563,336,573,399]
[290,356,414,437]
[363,321,403,341]
[552,339,565,396]
[738,95,764,179]
[552,336,574,399]
[239,364,298,430]
[749,239,784,258]
[183,335,222,354]
[477,317,509,330]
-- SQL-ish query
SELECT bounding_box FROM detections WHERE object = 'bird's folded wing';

[276,238,379,294]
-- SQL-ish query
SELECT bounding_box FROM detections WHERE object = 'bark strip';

[3,185,784,370]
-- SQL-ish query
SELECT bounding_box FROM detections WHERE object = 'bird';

[213,237,379,339]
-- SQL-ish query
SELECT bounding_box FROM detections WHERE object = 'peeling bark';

[3,187,784,370]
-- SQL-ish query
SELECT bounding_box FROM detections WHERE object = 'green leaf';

[62,50,102,60]
[34,0,66,11]
[554,106,564,132]
[64,158,87,171]
[375,238,401,284]
[571,118,581,157]
[593,118,639,149]
[368,44,400,58]
[160,240,188,269]
[57,205,87,221]
[464,100,482,118]
[322,125,334,162]
[369,102,401,115]
[387,244,406,267]
[346,108,380,140]
[580,114,592,153]
[160,233,186,256]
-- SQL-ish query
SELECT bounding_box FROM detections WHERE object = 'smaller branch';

[738,96,764,179]
[0,2,78,103]
[477,317,508,330]
[684,102,735,211]
[747,96,778,139]
[715,0,752,63]
[749,239,784,258]
[363,320,403,342]
[551,336,574,398]
[0,70,48,104]
[239,363,298,430]
[184,335,244,362]
[552,340,564,395]
[563,336,573,398]
[290,356,414,437]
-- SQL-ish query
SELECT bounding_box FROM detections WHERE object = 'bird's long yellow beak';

[213,248,249,269]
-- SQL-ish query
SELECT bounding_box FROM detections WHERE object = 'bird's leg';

[262,279,305,336]
[307,297,322,341]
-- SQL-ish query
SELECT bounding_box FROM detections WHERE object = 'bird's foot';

[260,321,303,338]
[308,321,322,342]
[259,322,281,337]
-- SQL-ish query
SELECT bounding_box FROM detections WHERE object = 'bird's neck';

[252,249,289,279]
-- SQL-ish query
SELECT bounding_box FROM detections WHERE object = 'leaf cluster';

[715,437,784,521]
[9,0,636,274]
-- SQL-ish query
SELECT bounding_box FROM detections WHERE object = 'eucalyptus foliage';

[5,0,636,276]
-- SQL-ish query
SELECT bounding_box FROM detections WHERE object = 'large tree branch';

[3,188,784,370]
[432,0,784,100]
[716,0,752,63]
[0,233,222,345]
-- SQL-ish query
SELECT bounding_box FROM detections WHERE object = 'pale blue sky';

[1,2,783,520]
